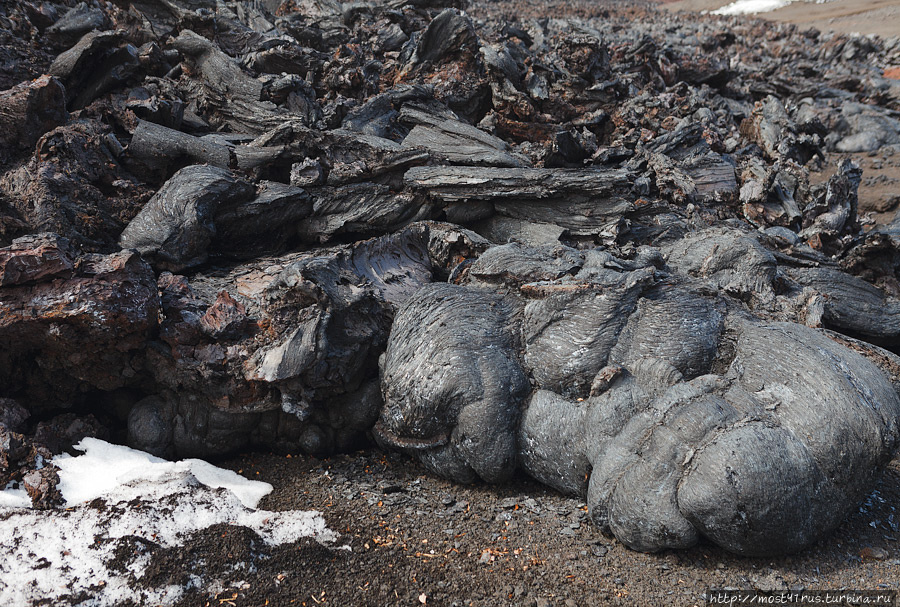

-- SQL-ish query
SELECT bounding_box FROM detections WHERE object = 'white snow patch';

[0,438,336,607]
[712,0,836,15]
[0,482,29,508]
[54,437,272,508]
[712,0,794,15]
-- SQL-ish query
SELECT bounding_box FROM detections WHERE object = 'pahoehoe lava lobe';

[1,0,900,558]
[380,236,900,556]
[377,283,529,484]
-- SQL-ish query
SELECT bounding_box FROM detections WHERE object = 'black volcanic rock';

[0,0,899,560]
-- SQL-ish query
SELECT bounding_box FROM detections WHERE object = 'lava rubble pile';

[2,0,900,556]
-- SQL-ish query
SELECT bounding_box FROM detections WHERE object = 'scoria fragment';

[0,239,158,412]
